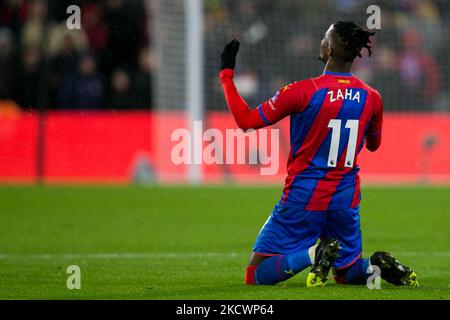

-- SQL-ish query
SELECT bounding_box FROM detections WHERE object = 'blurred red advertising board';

[0,111,449,185]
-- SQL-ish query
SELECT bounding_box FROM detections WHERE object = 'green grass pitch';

[0,185,449,300]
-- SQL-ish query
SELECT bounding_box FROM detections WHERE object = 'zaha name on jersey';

[220,70,383,211]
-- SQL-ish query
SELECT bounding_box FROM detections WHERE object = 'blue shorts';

[253,204,362,269]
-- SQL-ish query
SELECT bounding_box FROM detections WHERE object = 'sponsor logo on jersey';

[270,84,292,106]
[270,91,280,105]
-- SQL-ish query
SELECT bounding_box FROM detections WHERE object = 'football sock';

[245,265,257,285]
[252,249,311,285]
[335,258,370,285]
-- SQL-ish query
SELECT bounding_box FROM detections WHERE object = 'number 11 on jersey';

[327,119,359,168]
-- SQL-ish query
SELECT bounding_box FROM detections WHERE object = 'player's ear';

[327,46,333,57]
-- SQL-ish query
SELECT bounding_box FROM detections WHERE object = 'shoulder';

[287,78,319,95]
[354,79,383,113]
[350,77,382,109]
[355,77,382,99]
[367,85,382,101]
[367,86,382,106]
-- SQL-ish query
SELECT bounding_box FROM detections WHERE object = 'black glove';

[220,39,240,70]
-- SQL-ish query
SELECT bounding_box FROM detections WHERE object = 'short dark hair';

[333,21,376,60]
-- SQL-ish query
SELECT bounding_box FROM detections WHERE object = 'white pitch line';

[0,251,449,261]
[395,251,450,257]
[0,252,246,260]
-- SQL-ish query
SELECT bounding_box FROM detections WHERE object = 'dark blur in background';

[0,0,153,111]
[203,0,449,112]
[0,0,449,113]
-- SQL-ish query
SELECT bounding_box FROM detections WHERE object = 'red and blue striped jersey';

[220,69,383,211]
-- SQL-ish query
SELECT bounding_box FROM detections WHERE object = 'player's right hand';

[220,39,240,71]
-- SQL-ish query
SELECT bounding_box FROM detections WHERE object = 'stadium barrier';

[0,111,449,185]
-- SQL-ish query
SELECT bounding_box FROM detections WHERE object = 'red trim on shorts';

[335,252,362,270]
[276,256,282,274]
[253,252,280,257]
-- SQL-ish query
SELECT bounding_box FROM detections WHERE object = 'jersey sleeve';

[366,90,383,151]
[219,69,309,130]
[257,81,310,126]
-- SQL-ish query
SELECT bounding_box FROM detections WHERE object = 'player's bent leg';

[320,206,365,286]
[245,252,270,285]
[333,252,418,287]
[333,258,371,285]
[306,238,341,287]
[246,205,326,285]
[245,248,317,285]
[370,251,419,287]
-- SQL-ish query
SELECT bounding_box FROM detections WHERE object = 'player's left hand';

[220,39,240,70]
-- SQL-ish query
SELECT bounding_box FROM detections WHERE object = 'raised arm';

[219,68,266,130]
[219,39,305,131]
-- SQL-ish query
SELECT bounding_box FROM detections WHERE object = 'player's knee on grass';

[245,250,312,285]
[333,258,370,285]
[245,255,292,285]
